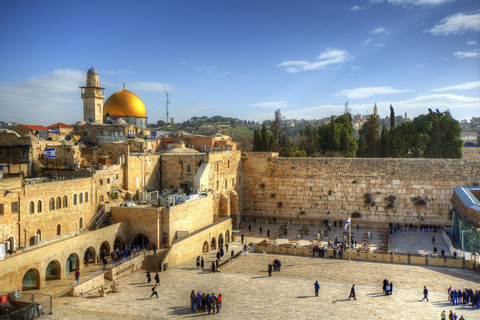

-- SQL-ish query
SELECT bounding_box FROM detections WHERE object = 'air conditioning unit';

[5,241,10,251]
[33,234,40,244]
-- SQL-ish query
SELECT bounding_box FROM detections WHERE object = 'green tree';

[269,109,284,152]
[380,123,387,157]
[260,121,270,151]
[252,127,261,151]
[389,104,395,130]
[327,116,338,151]
[357,114,380,157]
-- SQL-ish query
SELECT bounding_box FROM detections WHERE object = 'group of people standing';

[190,290,222,314]
[267,259,282,276]
[448,286,480,308]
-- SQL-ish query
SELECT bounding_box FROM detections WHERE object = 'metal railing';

[0,292,52,319]
[111,249,147,268]
[87,205,106,231]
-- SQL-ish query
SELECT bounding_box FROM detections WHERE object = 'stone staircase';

[140,249,169,271]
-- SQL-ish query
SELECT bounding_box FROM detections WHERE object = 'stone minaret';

[81,66,105,123]
[373,102,378,116]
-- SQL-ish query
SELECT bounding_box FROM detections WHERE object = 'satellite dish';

[65,135,72,141]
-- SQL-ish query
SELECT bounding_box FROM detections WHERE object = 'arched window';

[186,164,191,173]
[29,201,35,214]
[85,192,88,203]
[36,230,41,241]
[37,200,42,213]
[63,196,68,208]
[74,194,77,205]
[49,198,55,211]
[79,217,83,229]
[57,225,61,236]
[56,197,61,209]
[79,193,83,204]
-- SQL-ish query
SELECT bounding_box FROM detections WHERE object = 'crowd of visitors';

[190,290,222,314]
[448,286,480,308]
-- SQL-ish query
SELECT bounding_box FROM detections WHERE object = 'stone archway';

[22,268,40,290]
[218,233,224,247]
[100,241,110,259]
[211,237,217,250]
[66,253,79,276]
[133,234,150,250]
[84,247,96,266]
[114,236,123,251]
[46,260,61,280]
[225,229,231,243]
[203,241,209,252]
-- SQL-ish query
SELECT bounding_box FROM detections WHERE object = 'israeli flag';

[344,217,351,230]
[44,148,56,159]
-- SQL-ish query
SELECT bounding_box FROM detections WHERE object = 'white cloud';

[370,27,390,35]
[374,43,386,47]
[128,82,177,93]
[388,0,453,5]
[247,101,290,109]
[454,49,480,59]
[433,81,480,92]
[350,6,365,11]
[278,49,353,73]
[467,40,477,46]
[0,69,85,125]
[428,12,480,36]
[362,38,373,45]
[336,86,412,99]
[416,63,425,67]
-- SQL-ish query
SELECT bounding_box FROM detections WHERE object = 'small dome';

[75,120,86,126]
[87,66,98,76]
[113,119,128,126]
[104,89,147,118]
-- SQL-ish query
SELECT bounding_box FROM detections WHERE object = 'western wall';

[242,152,480,227]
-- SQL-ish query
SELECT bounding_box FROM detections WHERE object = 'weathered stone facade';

[242,153,480,227]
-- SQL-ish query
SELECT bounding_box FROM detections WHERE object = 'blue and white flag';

[44,148,56,159]
[344,217,351,230]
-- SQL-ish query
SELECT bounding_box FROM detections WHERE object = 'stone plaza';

[37,225,479,320]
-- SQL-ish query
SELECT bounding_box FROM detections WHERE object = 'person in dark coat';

[154,272,160,284]
[211,261,216,273]
[201,257,204,270]
[268,263,273,277]
[159,259,162,272]
[241,234,245,244]
[196,256,201,269]
[146,271,151,283]
[422,286,429,301]
[314,281,320,297]
[349,284,356,300]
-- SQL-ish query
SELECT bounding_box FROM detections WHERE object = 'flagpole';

[348,213,351,262]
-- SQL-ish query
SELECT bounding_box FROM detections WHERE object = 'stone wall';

[21,177,96,247]
[111,206,161,247]
[71,271,104,297]
[0,177,22,251]
[105,251,147,281]
[0,222,129,293]
[167,195,213,245]
[242,153,480,227]
[159,152,207,191]
[126,154,161,192]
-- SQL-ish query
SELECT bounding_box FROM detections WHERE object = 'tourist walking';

[159,259,162,272]
[268,263,273,277]
[196,256,201,268]
[211,261,216,273]
[150,284,158,298]
[201,257,204,270]
[241,234,244,244]
[74,269,80,283]
[154,272,160,285]
[153,243,157,255]
[225,243,229,252]
[146,271,151,283]
[314,281,320,297]
[349,284,356,300]
[422,286,429,302]
[218,294,222,312]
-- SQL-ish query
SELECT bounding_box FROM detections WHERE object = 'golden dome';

[103,89,147,118]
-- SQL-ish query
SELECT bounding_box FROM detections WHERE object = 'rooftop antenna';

[164,85,171,132]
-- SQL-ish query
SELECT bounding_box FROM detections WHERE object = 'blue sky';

[0,0,479,126]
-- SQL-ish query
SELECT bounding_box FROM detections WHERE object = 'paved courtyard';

[42,250,479,320]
